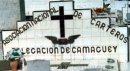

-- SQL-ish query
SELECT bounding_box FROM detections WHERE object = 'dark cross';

[51,6,73,37]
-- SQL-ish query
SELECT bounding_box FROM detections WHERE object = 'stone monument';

[27,59,50,71]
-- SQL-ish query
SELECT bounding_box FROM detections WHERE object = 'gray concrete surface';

[27,59,50,71]
[0,0,20,31]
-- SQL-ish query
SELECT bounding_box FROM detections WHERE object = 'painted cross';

[45,5,81,45]
[51,6,73,37]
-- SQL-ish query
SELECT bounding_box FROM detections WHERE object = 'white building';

[0,0,130,71]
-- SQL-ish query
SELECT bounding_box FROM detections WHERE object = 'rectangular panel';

[74,38,83,46]
[18,39,27,47]
[64,2,73,11]
[2,31,14,40]
[51,29,60,38]
[50,2,59,11]
[100,18,110,25]
[100,37,110,45]
[35,39,44,47]
[74,54,83,60]
[74,20,83,29]
[19,31,27,39]
[35,30,43,38]
[83,54,93,59]
[91,37,101,45]
[92,54,102,60]
[33,12,43,19]
[81,10,92,19]
[100,29,106,37]
[118,27,127,36]
[74,29,82,35]
[11,39,19,47]
[65,20,74,29]
[83,37,92,45]
[42,29,52,37]
[34,22,41,29]
[25,0,49,16]
[43,39,53,47]
[109,37,118,45]
[17,21,28,29]
[27,30,35,38]
[27,39,36,47]
[65,29,74,38]
[42,21,51,30]
[64,10,73,15]
[118,46,127,54]
[75,0,103,9]
[51,20,60,29]
[2,0,128,63]
[83,19,92,28]
[83,28,92,37]
[91,28,101,36]
[119,54,127,62]
[63,54,71,60]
